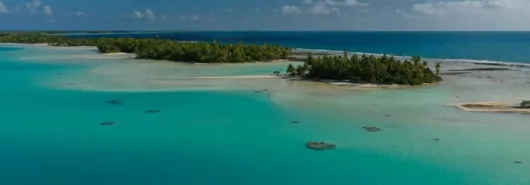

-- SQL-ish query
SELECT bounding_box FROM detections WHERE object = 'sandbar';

[450,101,530,114]
[101,52,130,56]
[153,75,279,79]
[283,77,437,89]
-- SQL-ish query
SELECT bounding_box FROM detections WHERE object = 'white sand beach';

[450,101,530,114]
[6,43,530,117]
[153,75,279,79]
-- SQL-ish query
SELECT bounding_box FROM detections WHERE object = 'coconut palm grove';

[287,53,442,85]
[1,33,441,85]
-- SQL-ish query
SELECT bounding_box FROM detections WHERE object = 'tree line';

[287,52,442,85]
[0,33,442,85]
[0,33,292,63]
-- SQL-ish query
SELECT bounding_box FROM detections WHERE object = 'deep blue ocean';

[67,31,530,63]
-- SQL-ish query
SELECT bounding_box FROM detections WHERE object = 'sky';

[0,0,529,31]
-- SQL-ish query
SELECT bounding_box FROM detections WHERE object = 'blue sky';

[0,0,529,30]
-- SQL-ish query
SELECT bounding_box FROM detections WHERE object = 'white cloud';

[24,0,54,17]
[304,0,367,15]
[132,9,156,20]
[161,15,168,20]
[26,0,41,13]
[281,5,302,14]
[133,10,144,18]
[42,5,52,16]
[412,2,444,15]
[309,0,368,7]
[309,2,340,14]
[342,0,368,7]
[180,14,200,21]
[75,11,87,17]
[145,9,155,20]
[412,0,529,15]
[0,1,8,14]
[396,9,416,19]
[405,0,530,30]
[189,14,200,20]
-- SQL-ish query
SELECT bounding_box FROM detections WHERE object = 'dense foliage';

[0,33,98,46]
[288,52,442,85]
[97,38,291,63]
[521,101,530,108]
[0,33,292,63]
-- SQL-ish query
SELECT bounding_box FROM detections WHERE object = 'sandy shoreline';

[278,77,437,89]
[150,75,432,89]
[0,43,96,49]
[322,80,436,89]
[4,42,530,69]
[450,102,530,114]
[0,43,50,47]
[5,42,530,103]
[153,75,279,79]
[101,52,130,56]
[4,42,513,91]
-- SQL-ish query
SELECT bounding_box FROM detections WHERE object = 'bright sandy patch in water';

[22,45,528,130]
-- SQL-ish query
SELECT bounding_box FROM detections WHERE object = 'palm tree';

[307,53,314,65]
[0,33,293,63]
[286,64,296,76]
[521,101,530,108]
[291,52,442,85]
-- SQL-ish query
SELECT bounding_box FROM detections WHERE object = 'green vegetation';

[288,53,442,85]
[1,33,441,85]
[0,33,292,63]
[521,101,530,108]
[0,33,96,46]
[98,39,291,63]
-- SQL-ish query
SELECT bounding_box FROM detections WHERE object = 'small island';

[452,101,530,114]
[286,52,442,86]
[1,33,443,87]
[2,33,443,87]
[0,33,292,63]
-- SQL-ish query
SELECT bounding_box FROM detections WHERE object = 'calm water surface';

[0,45,529,185]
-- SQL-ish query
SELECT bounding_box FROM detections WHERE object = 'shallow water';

[1,45,530,185]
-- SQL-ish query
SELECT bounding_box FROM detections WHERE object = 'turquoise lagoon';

[1,45,530,185]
